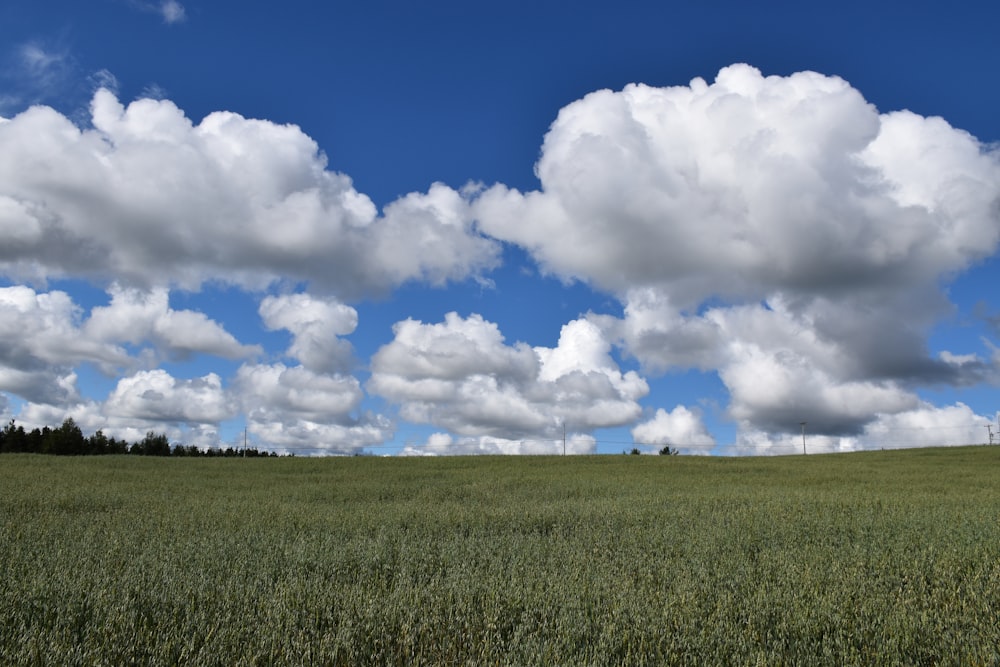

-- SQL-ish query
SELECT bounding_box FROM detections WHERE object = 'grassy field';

[2,448,999,665]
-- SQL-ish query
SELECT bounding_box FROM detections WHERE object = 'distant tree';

[135,431,171,456]
[35,427,50,454]
[659,445,678,456]
[1,420,28,453]
[46,418,86,455]
[88,429,111,455]
[0,419,278,457]
[106,434,128,455]
[629,447,642,455]
[171,444,201,457]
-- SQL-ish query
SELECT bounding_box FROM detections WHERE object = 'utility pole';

[563,421,567,456]
[987,424,995,446]
[800,422,807,455]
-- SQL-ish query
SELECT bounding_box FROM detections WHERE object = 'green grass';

[2,448,1000,665]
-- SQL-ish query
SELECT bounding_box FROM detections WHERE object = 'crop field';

[2,449,1000,666]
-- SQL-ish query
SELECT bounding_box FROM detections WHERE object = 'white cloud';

[368,313,647,440]
[603,292,997,438]
[86,284,260,361]
[1,63,998,456]
[370,312,538,383]
[0,41,75,116]
[399,431,596,456]
[0,368,80,408]
[475,64,1000,440]
[234,362,391,454]
[372,183,501,288]
[0,196,44,245]
[631,406,716,452]
[475,65,1000,302]
[0,286,125,367]
[159,0,185,24]
[17,397,227,449]
[104,369,236,423]
[16,400,108,437]
[259,293,357,373]
[734,402,995,455]
[236,363,363,421]
[0,90,499,295]
[862,402,995,448]
[18,43,68,83]
[709,299,921,435]
[0,283,261,434]
[0,286,131,403]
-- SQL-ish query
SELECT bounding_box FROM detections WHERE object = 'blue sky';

[1,0,998,455]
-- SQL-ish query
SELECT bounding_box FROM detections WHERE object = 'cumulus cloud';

[475,64,1000,301]
[631,405,716,452]
[596,291,996,436]
[86,284,260,361]
[104,369,236,423]
[17,397,226,448]
[399,431,597,456]
[475,64,1000,442]
[0,286,130,404]
[0,282,259,421]
[368,313,647,443]
[2,63,998,455]
[234,362,391,454]
[259,293,357,373]
[8,368,234,449]
[734,402,996,455]
[0,89,499,295]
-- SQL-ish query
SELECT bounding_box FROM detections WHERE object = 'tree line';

[0,418,278,457]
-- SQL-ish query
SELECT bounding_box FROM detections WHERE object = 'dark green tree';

[134,431,171,456]
[0,420,28,452]
[88,429,110,455]
[36,427,51,454]
[46,418,86,455]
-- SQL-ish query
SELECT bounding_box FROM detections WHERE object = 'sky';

[1,0,998,456]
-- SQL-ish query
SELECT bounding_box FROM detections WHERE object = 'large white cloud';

[10,367,235,449]
[0,89,499,295]
[259,293,357,373]
[0,282,263,410]
[0,283,265,447]
[476,64,1000,441]
[17,397,226,449]
[631,405,716,453]
[597,291,996,436]
[733,403,997,456]
[104,369,236,423]
[234,362,391,454]
[475,64,1000,302]
[0,286,128,404]
[368,313,647,443]
[3,64,998,454]
[86,284,260,361]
